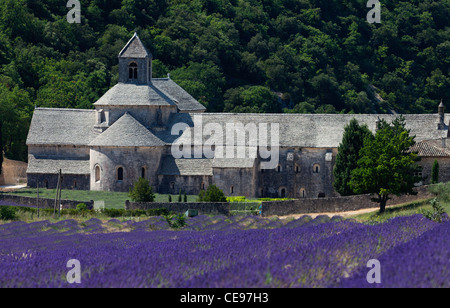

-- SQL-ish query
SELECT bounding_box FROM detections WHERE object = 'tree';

[431,159,440,184]
[334,118,373,196]
[224,85,281,113]
[129,177,155,202]
[0,119,3,175]
[349,116,422,213]
[197,189,205,202]
[202,185,227,202]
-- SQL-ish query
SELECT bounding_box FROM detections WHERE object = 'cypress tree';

[431,160,439,184]
[0,119,3,175]
[333,118,373,196]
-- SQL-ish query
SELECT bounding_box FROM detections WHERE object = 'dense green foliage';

[0,205,16,220]
[333,118,373,196]
[349,116,423,213]
[199,184,227,202]
[0,0,449,164]
[128,177,155,202]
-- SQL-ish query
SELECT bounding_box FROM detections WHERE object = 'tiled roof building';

[26,34,450,197]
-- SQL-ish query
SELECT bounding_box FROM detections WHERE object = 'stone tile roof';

[118,33,152,59]
[212,157,256,168]
[164,113,450,148]
[159,156,213,176]
[409,140,450,157]
[93,83,177,107]
[89,113,166,147]
[152,78,206,111]
[26,108,98,146]
[27,155,90,175]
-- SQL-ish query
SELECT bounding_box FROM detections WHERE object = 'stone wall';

[90,146,165,192]
[257,148,338,199]
[27,173,90,191]
[261,186,433,217]
[419,157,450,185]
[0,193,94,210]
[126,200,230,216]
[157,174,212,195]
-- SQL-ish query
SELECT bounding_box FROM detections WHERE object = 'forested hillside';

[0,0,449,163]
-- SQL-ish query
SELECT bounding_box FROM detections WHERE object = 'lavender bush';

[0,214,446,288]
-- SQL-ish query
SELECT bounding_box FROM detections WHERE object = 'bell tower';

[118,33,152,84]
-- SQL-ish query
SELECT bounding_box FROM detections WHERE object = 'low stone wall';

[0,193,94,210]
[261,186,433,217]
[126,201,230,216]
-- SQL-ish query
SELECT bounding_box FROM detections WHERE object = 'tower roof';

[439,99,445,108]
[118,33,152,59]
[89,113,166,147]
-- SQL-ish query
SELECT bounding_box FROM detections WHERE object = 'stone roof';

[26,108,98,146]
[159,156,213,176]
[212,157,256,168]
[152,78,206,111]
[93,83,177,107]
[118,33,151,59]
[89,113,166,147]
[27,155,90,175]
[409,140,450,157]
[164,113,450,148]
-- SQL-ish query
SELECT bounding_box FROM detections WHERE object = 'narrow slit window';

[117,167,124,181]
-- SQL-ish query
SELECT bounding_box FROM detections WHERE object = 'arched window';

[73,180,77,189]
[129,62,138,80]
[313,164,320,174]
[295,165,300,173]
[201,182,205,190]
[170,182,175,190]
[279,188,286,198]
[230,186,234,194]
[277,165,282,173]
[95,165,101,183]
[141,167,146,179]
[44,180,49,189]
[117,167,124,181]
[300,188,306,198]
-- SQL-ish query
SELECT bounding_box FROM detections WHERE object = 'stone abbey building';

[26,34,450,198]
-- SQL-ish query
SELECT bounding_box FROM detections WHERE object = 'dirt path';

[0,184,27,192]
[275,207,381,220]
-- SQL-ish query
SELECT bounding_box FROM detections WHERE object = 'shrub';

[429,182,450,203]
[227,196,247,202]
[76,203,88,212]
[129,178,155,202]
[0,206,17,221]
[197,189,205,202]
[203,185,227,202]
[420,198,448,223]
[183,192,187,203]
[165,213,186,229]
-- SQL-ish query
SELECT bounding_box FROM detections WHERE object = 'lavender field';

[0,214,448,288]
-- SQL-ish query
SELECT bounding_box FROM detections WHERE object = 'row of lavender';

[0,214,447,288]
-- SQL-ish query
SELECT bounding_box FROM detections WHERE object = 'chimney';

[438,99,445,129]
